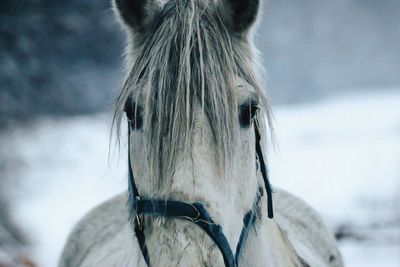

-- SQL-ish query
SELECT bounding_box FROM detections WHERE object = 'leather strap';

[254,121,274,218]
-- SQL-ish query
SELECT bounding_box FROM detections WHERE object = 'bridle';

[127,119,274,267]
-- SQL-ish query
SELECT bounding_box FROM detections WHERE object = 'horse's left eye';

[124,98,143,130]
[239,101,259,128]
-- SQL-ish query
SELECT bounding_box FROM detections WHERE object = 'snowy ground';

[269,90,400,266]
[1,89,399,267]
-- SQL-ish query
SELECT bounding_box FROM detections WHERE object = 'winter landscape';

[1,89,398,267]
[1,0,399,266]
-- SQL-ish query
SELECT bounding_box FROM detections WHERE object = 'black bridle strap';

[127,127,151,266]
[127,121,273,267]
[134,199,236,267]
[254,122,274,219]
[131,195,262,267]
[235,189,262,263]
[128,126,139,198]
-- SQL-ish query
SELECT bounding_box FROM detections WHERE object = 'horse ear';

[113,0,161,32]
[219,0,260,33]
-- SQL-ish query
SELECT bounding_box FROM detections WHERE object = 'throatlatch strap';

[235,189,262,263]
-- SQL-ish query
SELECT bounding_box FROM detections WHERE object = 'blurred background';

[0,0,399,266]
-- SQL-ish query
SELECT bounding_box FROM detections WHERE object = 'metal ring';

[135,196,144,231]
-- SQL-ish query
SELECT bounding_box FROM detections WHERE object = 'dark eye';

[239,100,259,128]
[124,98,143,130]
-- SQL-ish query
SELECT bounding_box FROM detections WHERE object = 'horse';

[59,0,343,266]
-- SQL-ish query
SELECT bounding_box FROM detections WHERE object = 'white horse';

[59,0,343,266]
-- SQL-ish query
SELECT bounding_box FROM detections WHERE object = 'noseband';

[127,121,274,267]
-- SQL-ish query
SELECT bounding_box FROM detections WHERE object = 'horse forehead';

[136,77,258,104]
[236,79,259,103]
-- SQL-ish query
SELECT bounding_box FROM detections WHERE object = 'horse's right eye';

[239,100,259,128]
[124,98,143,130]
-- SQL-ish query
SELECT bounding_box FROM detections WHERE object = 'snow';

[3,90,400,267]
[2,116,127,267]
[270,90,400,227]
[269,89,400,266]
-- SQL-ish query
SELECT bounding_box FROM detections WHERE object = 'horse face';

[124,81,261,183]
[123,80,263,265]
[116,0,265,265]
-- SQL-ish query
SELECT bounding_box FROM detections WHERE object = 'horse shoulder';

[273,189,344,267]
[58,193,132,267]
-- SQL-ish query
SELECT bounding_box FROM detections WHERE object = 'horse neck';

[243,196,303,267]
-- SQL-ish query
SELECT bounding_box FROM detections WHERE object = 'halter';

[127,120,274,267]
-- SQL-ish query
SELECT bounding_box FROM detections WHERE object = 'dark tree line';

[0,0,399,125]
[259,0,400,103]
[0,0,124,127]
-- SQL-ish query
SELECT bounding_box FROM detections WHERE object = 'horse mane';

[113,0,272,195]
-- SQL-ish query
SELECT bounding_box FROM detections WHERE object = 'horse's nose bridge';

[190,99,216,144]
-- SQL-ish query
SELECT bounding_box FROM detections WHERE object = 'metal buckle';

[135,196,144,231]
[136,214,144,231]
[189,204,216,225]
[177,204,201,223]
[190,204,201,222]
